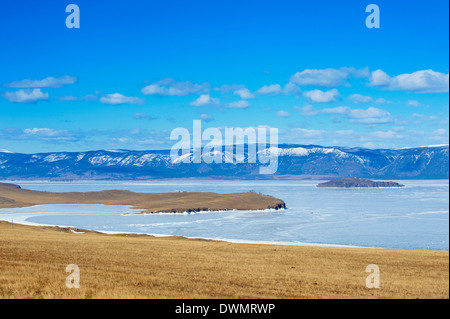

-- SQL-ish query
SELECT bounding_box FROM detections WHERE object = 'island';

[317,177,405,188]
[0,182,286,213]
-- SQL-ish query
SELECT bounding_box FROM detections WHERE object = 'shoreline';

[1,213,447,252]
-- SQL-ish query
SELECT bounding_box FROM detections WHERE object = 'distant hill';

[317,177,405,188]
[0,144,448,180]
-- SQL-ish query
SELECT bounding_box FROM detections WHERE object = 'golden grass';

[0,221,448,299]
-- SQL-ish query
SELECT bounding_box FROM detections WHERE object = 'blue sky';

[0,0,448,153]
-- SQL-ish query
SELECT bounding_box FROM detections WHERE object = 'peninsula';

[0,182,286,213]
[317,177,405,188]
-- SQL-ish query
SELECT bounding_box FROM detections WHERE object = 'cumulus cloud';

[141,78,210,96]
[432,128,448,137]
[256,84,283,95]
[214,84,243,94]
[57,94,99,102]
[303,88,340,103]
[233,88,255,99]
[289,67,369,87]
[298,105,349,116]
[21,128,79,141]
[369,69,449,93]
[256,83,301,96]
[298,104,393,124]
[3,89,49,103]
[190,94,220,107]
[348,94,374,104]
[100,93,145,105]
[80,94,99,102]
[407,100,421,107]
[371,130,404,139]
[282,82,302,95]
[347,107,393,124]
[4,75,77,88]
[225,100,250,109]
[290,127,326,138]
[57,95,78,102]
[199,113,214,122]
[347,94,388,104]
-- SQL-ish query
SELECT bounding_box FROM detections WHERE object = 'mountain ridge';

[0,144,448,180]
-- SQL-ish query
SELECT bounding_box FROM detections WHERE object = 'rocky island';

[317,177,405,188]
[0,182,286,213]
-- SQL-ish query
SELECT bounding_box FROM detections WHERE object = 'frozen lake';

[0,180,448,250]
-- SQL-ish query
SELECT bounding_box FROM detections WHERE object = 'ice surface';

[0,180,448,250]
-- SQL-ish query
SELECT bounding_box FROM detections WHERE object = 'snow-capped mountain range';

[0,144,448,180]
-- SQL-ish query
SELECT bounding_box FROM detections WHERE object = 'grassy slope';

[0,221,448,299]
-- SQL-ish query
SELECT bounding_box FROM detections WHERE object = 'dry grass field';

[0,221,448,299]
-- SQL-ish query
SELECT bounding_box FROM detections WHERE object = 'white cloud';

[4,75,77,88]
[299,104,392,124]
[100,93,145,105]
[22,128,77,140]
[190,94,220,107]
[347,94,389,104]
[80,94,98,102]
[282,82,302,95]
[57,95,78,101]
[374,98,388,104]
[225,100,250,109]
[276,110,290,118]
[256,83,301,96]
[3,89,49,103]
[407,100,421,107]
[233,88,255,99]
[433,128,448,136]
[368,69,391,86]
[369,69,449,93]
[321,106,350,115]
[141,78,210,96]
[348,107,393,124]
[290,67,369,87]
[23,128,62,136]
[290,128,325,138]
[256,84,283,95]
[299,105,350,116]
[335,129,355,136]
[348,94,373,104]
[303,88,340,103]
[214,84,243,94]
[371,130,404,139]
[199,113,214,122]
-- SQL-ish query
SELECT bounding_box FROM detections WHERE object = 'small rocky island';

[317,177,405,188]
